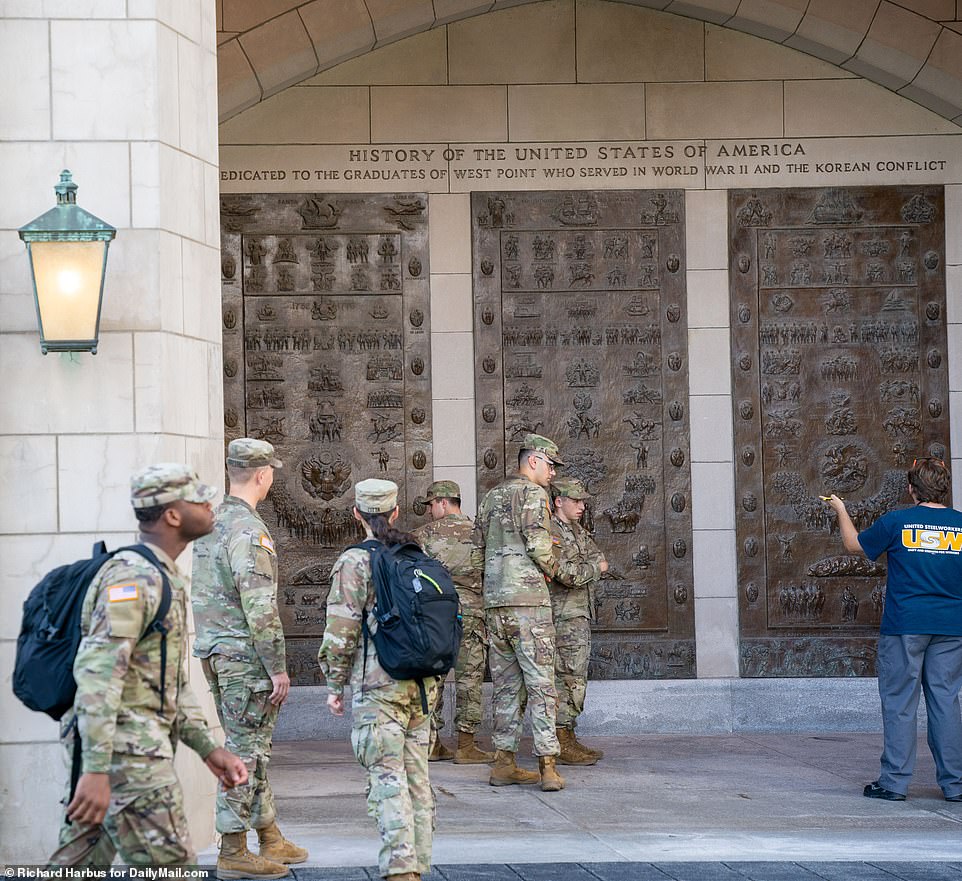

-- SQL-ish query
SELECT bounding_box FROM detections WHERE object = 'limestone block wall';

[0,1,223,864]
[218,0,962,683]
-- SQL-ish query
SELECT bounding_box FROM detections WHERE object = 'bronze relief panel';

[730,186,948,677]
[473,191,695,680]
[221,193,432,685]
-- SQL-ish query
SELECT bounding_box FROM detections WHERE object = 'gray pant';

[877,633,962,797]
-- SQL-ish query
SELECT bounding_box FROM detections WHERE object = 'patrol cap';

[521,433,565,466]
[226,437,283,469]
[551,477,589,500]
[355,478,399,514]
[425,480,461,502]
[130,463,217,509]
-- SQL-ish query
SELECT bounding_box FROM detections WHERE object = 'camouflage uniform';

[50,543,219,866]
[192,493,285,835]
[473,476,557,757]
[413,512,486,735]
[319,478,437,879]
[549,514,605,730]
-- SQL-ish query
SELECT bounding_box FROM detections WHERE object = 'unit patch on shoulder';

[108,583,139,603]
[258,534,276,553]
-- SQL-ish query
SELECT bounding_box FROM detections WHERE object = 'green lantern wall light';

[18,170,116,354]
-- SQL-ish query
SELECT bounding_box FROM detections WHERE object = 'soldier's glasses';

[531,455,556,472]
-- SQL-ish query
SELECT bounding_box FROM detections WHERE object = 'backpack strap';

[65,716,83,823]
[416,678,428,715]
[352,540,379,695]
[117,544,172,715]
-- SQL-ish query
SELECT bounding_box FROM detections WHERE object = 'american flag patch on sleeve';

[108,583,139,603]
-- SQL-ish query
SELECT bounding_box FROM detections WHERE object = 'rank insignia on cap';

[258,534,275,553]
[108,583,139,603]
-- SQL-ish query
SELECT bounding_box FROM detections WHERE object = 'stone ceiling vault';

[216,0,962,128]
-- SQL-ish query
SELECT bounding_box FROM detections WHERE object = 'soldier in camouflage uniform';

[549,477,608,766]
[320,479,437,881]
[192,439,307,879]
[474,434,604,792]
[49,464,249,868]
[413,480,494,765]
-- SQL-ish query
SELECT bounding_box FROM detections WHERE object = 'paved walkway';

[201,734,962,870]
[285,865,962,880]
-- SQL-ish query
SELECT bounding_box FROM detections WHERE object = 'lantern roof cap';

[18,170,116,242]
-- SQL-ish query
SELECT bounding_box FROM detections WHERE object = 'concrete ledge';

[274,677,906,740]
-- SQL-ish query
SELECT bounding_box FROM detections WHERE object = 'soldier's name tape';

[5,869,208,879]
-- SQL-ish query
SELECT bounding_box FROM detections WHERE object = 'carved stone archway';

[217,0,962,126]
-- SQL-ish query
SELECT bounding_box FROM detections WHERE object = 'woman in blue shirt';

[828,457,962,802]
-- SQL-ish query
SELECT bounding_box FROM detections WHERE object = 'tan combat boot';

[428,734,454,762]
[572,731,604,760]
[489,749,541,786]
[539,756,566,792]
[556,727,597,766]
[217,831,290,880]
[384,874,420,881]
[257,821,309,865]
[454,731,495,764]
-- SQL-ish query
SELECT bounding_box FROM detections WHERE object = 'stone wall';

[0,0,222,865]
[218,0,962,682]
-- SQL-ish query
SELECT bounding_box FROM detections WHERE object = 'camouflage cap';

[425,480,461,502]
[355,478,399,514]
[551,477,589,500]
[226,437,283,469]
[130,463,217,509]
[521,433,565,466]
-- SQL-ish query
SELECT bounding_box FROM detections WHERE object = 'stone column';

[0,2,222,863]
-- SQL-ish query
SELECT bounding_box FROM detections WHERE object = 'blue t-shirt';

[858,505,962,636]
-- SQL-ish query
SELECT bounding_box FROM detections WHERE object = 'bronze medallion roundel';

[412,451,427,470]
[482,405,497,423]
[409,308,424,327]
[666,303,681,323]
[411,407,426,424]
[483,449,498,469]
[669,448,685,467]
[673,584,688,604]
[411,357,424,376]
[408,256,422,277]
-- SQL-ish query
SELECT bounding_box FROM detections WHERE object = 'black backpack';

[355,539,463,713]
[13,542,172,721]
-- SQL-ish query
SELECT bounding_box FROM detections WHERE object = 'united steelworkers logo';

[901,528,962,553]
